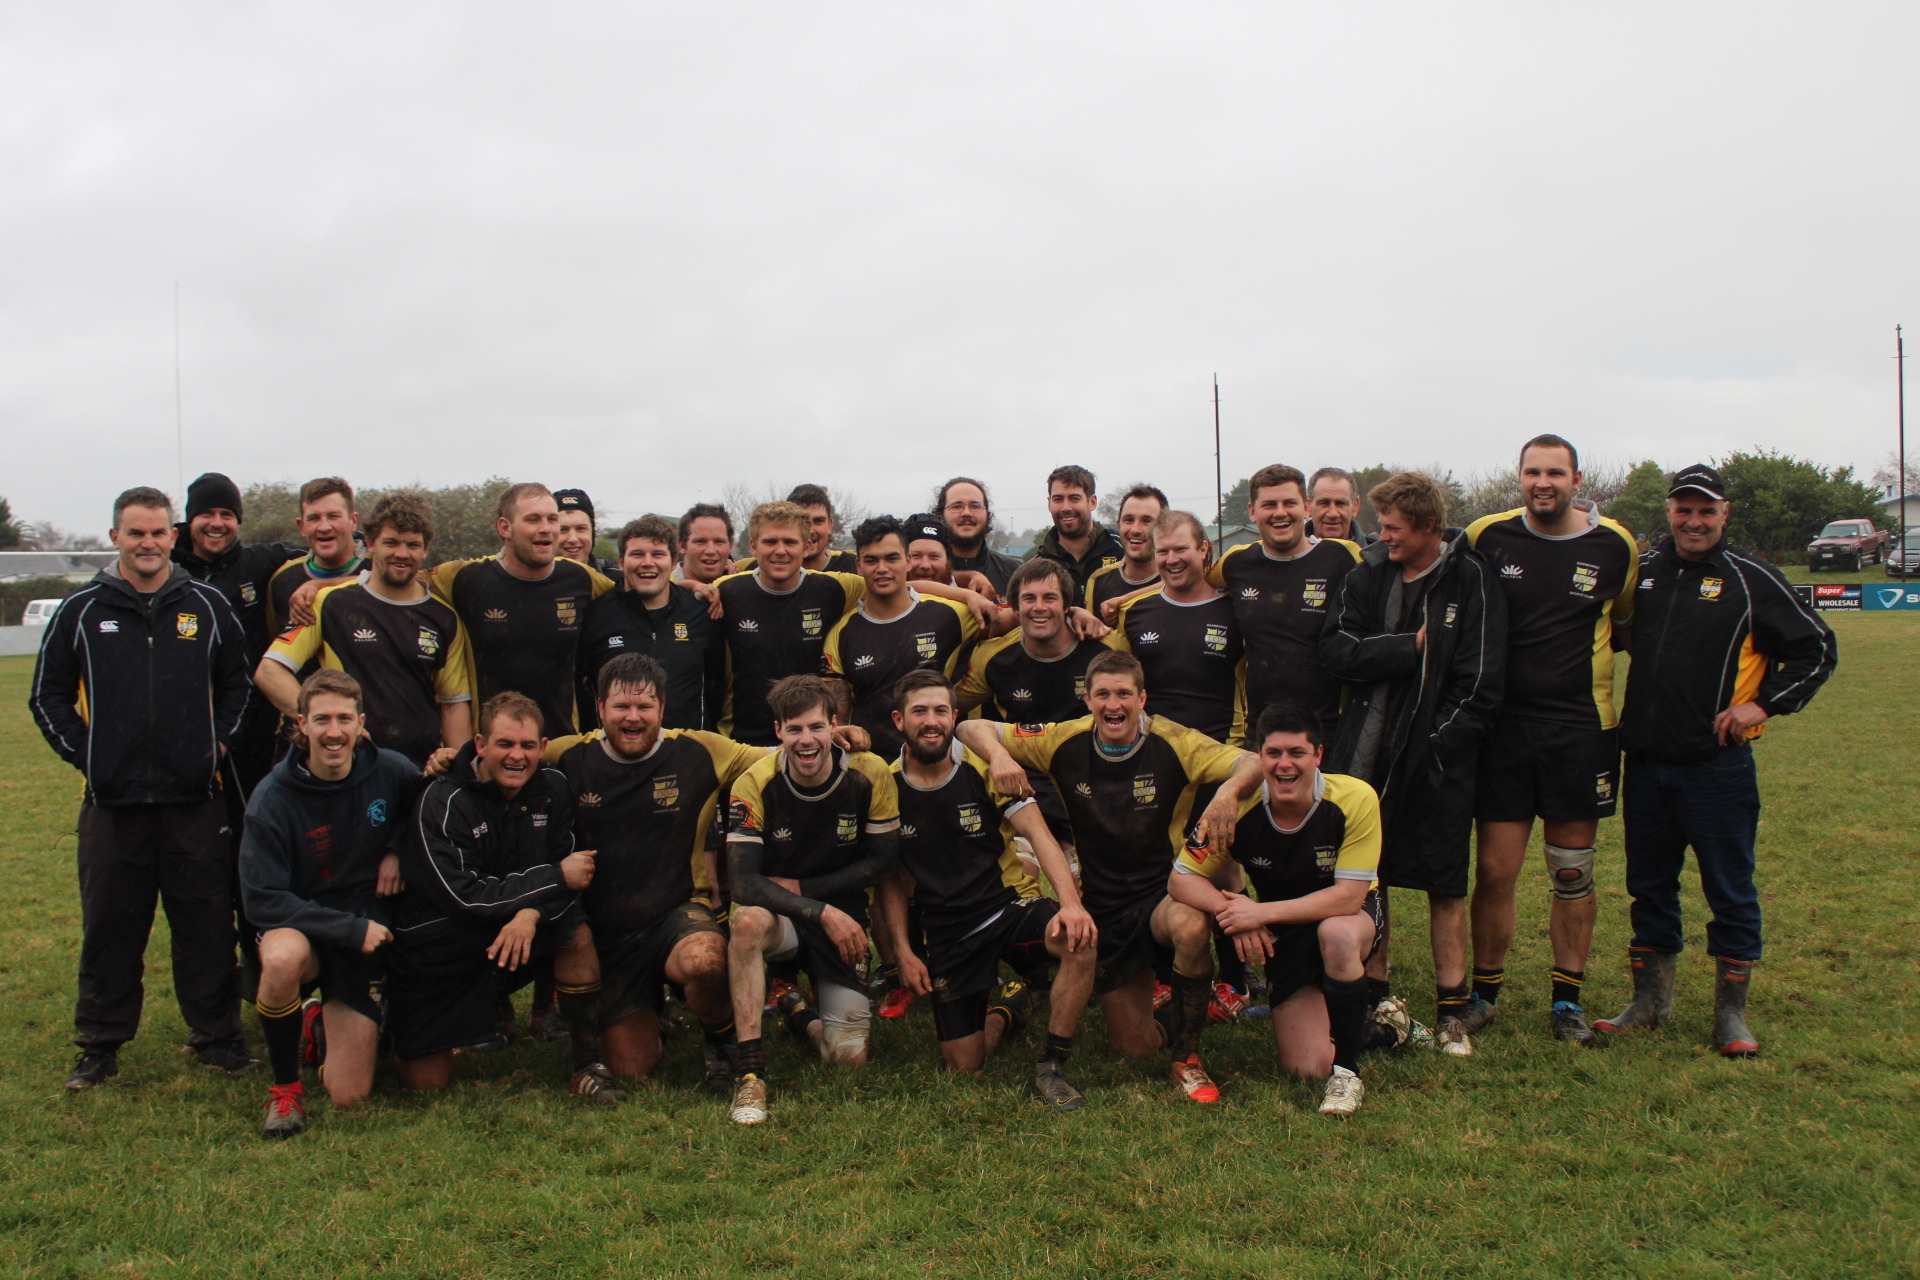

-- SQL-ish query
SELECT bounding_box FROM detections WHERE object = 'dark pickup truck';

[1806,518,1891,571]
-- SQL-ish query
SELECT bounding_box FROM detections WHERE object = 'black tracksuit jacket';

[1619,537,1836,765]
[30,565,253,807]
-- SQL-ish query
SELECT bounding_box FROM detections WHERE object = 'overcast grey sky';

[4,3,1916,537]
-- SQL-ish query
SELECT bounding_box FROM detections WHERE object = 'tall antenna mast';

[174,284,185,500]
[1899,324,1908,540]
[1213,374,1223,536]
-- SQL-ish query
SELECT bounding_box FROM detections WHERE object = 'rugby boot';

[1150,980,1172,1012]
[988,979,1040,1039]
[1207,982,1249,1025]
[1549,1002,1600,1047]
[299,998,326,1069]
[774,984,821,1043]
[532,993,568,1043]
[877,988,915,1019]
[262,1081,308,1139]
[1434,1017,1473,1057]
[700,1039,735,1096]
[1454,994,1499,1036]
[1033,1060,1085,1112]
[1363,995,1412,1051]
[194,1040,258,1077]
[1593,947,1678,1035]
[1318,1066,1364,1117]
[568,1062,629,1107]
[729,1074,770,1125]
[64,1051,119,1091]
[1169,1054,1221,1103]
[1712,958,1760,1059]
[764,977,795,1017]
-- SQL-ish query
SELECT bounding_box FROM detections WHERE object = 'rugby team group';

[27,438,1838,1137]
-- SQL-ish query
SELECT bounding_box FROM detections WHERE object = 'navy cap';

[902,513,951,550]
[553,488,595,523]
[1667,464,1726,501]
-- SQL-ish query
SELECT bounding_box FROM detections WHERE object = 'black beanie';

[553,488,595,524]
[902,513,952,551]
[186,472,244,523]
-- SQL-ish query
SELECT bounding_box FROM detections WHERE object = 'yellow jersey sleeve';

[1206,543,1251,591]
[998,716,1091,773]
[955,631,1015,710]
[687,730,772,791]
[424,557,477,608]
[586,563,616,599]
[727,753,780,842]
[434,616,473,703]
[1601,516,1639,630]
[820,611,851,679]
[544,731,595,764]
[1174,789,1263,878]
[1153,715,1247,785]
[847,751,901,831]
[1324,772,1383,882]
[263,594,326,675]
[826,570,867,618]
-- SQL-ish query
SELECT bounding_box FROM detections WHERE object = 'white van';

[20,599,64,627]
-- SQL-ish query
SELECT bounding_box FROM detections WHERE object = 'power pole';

[1213,374,1223,537]
[1899,324,1907,540]
[175,284,185,501]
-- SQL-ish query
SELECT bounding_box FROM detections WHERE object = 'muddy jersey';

[822,592,979,759]
[997,715,1243,916]
[714,569,865,745]
[1208,538,1362,731]
[955,630,1120,723]
[1115,589,1246,742]
[727,749,900,917]
[429,555,615,738]
[891,742,1040,939]
[1465,507,1638,729]
[547,729,765,935]
[1084,562,1160,617]
[265,576,471,766]
[1176,770,1380,903]
[266,554,364,639]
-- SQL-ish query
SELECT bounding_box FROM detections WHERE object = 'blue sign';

[1866,586,1920,610]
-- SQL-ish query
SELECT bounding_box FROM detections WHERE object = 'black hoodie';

[171,532,301,663]
[239,741,421,950]
[30,564,253,806]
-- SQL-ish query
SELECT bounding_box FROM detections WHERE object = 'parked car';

[1806,518,1891,571]
[19,598,65,626]
[1887,527,1920,579]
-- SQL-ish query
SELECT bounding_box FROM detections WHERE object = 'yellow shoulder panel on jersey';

[846,750,901,825]
[1173,786,1264,878]
[425,556,486,607]
[956,629,1022,708]
[1148,714,1245,784]
[1112,587,1168,649]
[545,730,599,763]
[1463,509,1523,549]
[1322,772,1383,880]
[999,714,1094,772]
[1206,541,1255,590]
[1328,538,1364,563]
[681,729,770,789]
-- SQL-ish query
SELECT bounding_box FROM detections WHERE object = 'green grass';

[2,626,1917,1279]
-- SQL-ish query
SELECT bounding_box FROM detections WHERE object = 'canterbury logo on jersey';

[99,620,119,633]
[176,613,199,639]
[606,635,625,648]
[353,628,379,642]
[1640,578,1654,589]
[472,822,490,836]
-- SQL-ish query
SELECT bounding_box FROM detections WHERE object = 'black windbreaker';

[171,533,301,663]
[239,742,422,950]
[30,565,254,806]
[1319,530,1505,896]
[1619,537,1836,764]
[1025,523,1126,600]
[576,582,725,732]
[391,742,577,942]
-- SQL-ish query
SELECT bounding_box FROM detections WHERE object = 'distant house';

[1879,492,1920,527]
[1208,521,1260,552]
[0,551,115,584]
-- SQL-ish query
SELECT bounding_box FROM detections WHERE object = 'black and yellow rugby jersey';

[998,715,1243,916]
[1207,538,1362,730]
[955,630,1121,723]
[1083,561,1160,617]
[266,554,363,638]
[1176,770,1380,903]
[891,741,1041,938]
[727,748,900,915]
[429,555,615,739]
[265,576,471,766]
[1114,588,1247,742]
[1465,507,1638,729]
[822,591,980,759]
[714,568,865,745]
[547,729,766,935]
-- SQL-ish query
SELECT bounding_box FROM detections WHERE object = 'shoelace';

[268,1084,303,1116]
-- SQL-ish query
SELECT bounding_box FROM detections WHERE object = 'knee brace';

[816,983,872,1066]
[1545,843,1596,901]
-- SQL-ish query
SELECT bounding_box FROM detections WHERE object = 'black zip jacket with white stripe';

[392,741,577,941]
[30,565,253,806]
[1619,537,1836,764]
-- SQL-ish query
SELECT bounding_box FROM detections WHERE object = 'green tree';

[0,496,23,550]
[1715,450,1842,559]
[1606,460,1669,542]
[1826,465,1894,532]
[240,477,514,566]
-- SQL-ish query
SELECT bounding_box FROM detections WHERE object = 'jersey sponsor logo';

[1640,577,1654,589]
[730,798,757,831]
[1572,562,1600,594]
[900,821,918,838]
[957,802,984,835]
[1239,586,1260,600]
[176,612,200,640]
[1009,688,1033,702]
[1074,782,1093,797]
[1244,856,1272,868]
[555,597,578,627]
[653,776,679,808]
[484,608,508,621]
[1500,563,1524,579]
[578,791,604,808]
[606,635,625,648]
[418,626,441,656]
[1132,775,1157,805]
[531,812,548,828]
[1203,623,1229,653]
[239,582,257,605]
[352,627,379,642]
[1014,723,1048,737]
[472,821,490,837]
[1699,577,1724,600]
[801,608,825,637]
[773,826,793,841]
[367,799,388,826]
[674,622,689,641]
[914,632,939,661]
[854,654,876,669]
[1596,773,1614,803]
[737,619,760,633]
[1302,579,1328,609]
[1072,675,1088,699]
[1137,631,1161,644]
[1314,844,1338,873]
[1444,603,1459,626]
[837,813,859,842]
[99,620,119,633]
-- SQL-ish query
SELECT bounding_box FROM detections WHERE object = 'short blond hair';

[747,501,812,546]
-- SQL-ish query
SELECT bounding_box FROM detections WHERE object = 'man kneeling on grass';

[1166,701,1383,1117]
[385,692,616,1103]
[240,669,420,1137]
[878,670,1099,1110]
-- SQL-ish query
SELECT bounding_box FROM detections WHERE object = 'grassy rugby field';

[0,616,1915,1279]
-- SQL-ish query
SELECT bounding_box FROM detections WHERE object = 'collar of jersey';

[1014,630,1081,663]
[858,587,922,624]
[1257,537,1320,563]
[308,555,361,579]
[1520,501,1601,542]
[1157,586,1226,608]
[1261,770,1327,835]
[779,744,848,798]
[355,569,434,608]
[751,568,813,597]
[1093,714,1152,761]
[596,732,666,765]
[896,737,965,791]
